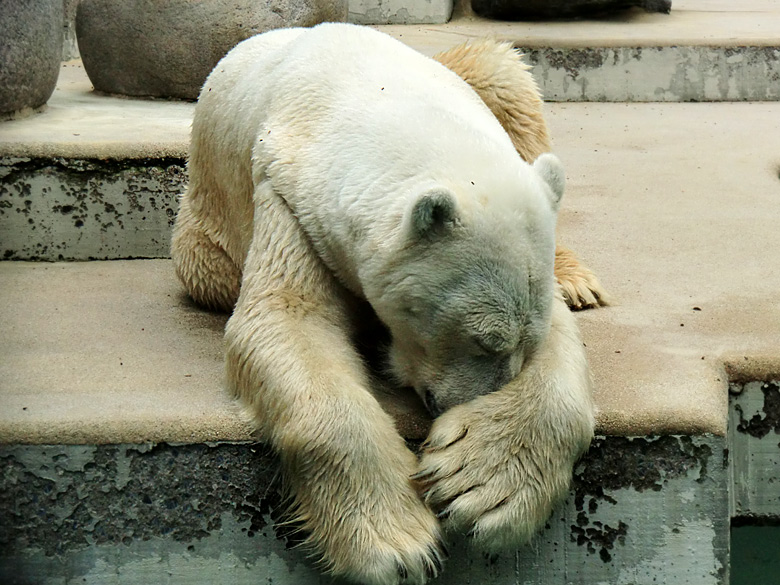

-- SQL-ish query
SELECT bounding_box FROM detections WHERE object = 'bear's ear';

[410,188,459,238]
[533,153,565,211]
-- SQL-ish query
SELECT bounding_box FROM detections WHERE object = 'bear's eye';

[472,327,518,356]
[473,337,500,356]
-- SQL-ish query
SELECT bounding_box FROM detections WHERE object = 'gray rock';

[76,0,349,100]
[471,0,671,20]
[0,0,63,118]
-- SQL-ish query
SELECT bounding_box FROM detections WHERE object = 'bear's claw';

[417,389,580,552]
[555,246,612,310]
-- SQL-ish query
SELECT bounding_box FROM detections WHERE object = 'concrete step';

[0,255,776,582]
[2,61,780,438]
[377,0,780,101]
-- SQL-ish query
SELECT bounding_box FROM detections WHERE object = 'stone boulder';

[0,0,63,118]
[471,0,671,20]
[76,0,349,100]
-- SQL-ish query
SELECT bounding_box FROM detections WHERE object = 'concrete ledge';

[349,0,454,24]
[0,260,434,444]
[0,435,729,584]
[0,62,191,160]
[0,261,253,445]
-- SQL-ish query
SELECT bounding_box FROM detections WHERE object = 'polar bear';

[172,23,597,585]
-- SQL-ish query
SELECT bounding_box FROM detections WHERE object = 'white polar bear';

[172,23,595,585]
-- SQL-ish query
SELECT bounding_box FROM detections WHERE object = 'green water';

[731,525,780,585]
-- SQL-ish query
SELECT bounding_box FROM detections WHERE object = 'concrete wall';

[0,436,729,585]
[729,380,780,520]
[521,46,780,102]
[0,157,185,261]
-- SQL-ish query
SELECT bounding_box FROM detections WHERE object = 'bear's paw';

[415,392,578,551]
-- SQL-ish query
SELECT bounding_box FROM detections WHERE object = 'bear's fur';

[434,38,610,310]
[172,23,598,585]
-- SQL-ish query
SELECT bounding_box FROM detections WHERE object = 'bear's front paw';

[289,447,446,585]
[415,394,575,552]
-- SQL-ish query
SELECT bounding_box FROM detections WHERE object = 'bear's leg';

[415,293,595,550]
[170,193,242,312]
[225,182,444,585]
[435,40,611,309]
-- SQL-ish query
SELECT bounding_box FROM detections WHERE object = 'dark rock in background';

[471,0,671,21]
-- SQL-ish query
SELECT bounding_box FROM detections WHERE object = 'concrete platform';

[376,0,780,101]
[2,61,780,442]
[380,0,780,52]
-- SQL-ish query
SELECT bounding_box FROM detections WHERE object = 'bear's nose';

[423,388,443,417]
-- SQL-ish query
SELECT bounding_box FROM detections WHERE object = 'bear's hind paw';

[555,246,612,310]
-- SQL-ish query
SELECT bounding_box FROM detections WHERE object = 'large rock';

[471,0,671,20]
[76,0,349,100]
[0,0,63,118]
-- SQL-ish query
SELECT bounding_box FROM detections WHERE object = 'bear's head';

[368,154,565,417]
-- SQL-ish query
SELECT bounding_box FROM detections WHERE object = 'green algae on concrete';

[0,436,729,585]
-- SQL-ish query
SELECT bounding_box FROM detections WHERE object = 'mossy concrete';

[0,435,729,585]
[729,381,780,521]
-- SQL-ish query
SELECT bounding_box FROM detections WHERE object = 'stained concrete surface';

[3,60,780,441]
[0,435,729,585]
[520,45,780,102]
[729,381,780,520]
[349,0,454,24]
[0,157,186,261]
